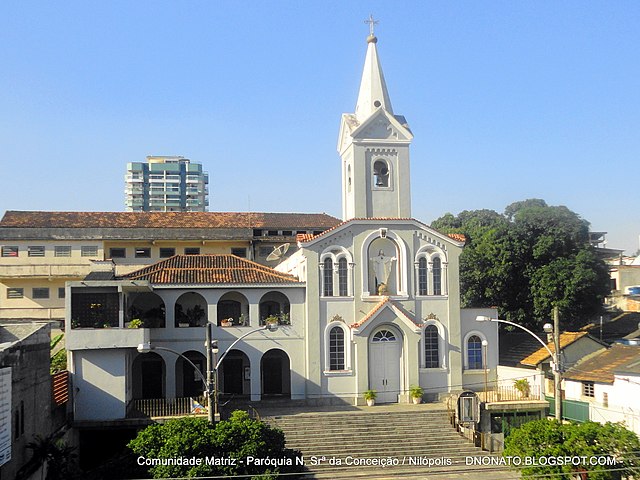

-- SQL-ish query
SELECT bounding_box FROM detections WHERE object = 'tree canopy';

[431,199,610,329]
[504,419,640,479]
[127,411,302,479]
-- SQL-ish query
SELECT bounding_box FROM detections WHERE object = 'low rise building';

[0,211,340,323]
[563,343,640,435]
[0,322,67,480]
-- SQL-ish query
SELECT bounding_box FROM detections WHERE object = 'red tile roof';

[0,211,340,230]
[447,233,467,243]
[520,332,589,366]
[564,344,640,384]
[122,255,302,285]
[296,233,315,243]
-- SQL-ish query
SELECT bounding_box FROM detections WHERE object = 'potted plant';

[175,305,189,327]
[513,379,531,398]
[409,385,424,404]
[363,389,377,407]
[127,318,143,329]
[187,305,205,327]
[265,315,279,326]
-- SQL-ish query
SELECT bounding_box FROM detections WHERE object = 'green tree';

[127,411,302,479]
[50,334,67,374]
[17,434,78,480]
[431,199,610,329]
[504,419,640,479]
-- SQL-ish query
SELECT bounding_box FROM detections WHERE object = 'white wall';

[497,365,545,397]
[564,377,640,436]
[72,350,129,421]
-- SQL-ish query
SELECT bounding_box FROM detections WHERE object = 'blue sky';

[1,2,638,253]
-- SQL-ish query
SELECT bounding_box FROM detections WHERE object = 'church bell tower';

[337,23,413,221]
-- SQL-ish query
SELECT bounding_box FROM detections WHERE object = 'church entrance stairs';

[264,405,516,479]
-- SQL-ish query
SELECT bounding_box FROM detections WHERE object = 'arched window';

[418,257,428,295]
[373,160,389,187]
[323,258,333,296]
[432,257,442,296]
[467,335,483,370]
[338,258,348,296]
[424,325,439,368]
[329,326,345,370]
[372,329,397,342]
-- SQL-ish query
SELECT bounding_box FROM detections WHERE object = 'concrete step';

[263,407,512,479]
[286,438,471,448]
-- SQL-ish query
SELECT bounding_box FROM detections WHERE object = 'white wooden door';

[369,329,401,403]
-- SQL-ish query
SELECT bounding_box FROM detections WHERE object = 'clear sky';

[1,1,638,253]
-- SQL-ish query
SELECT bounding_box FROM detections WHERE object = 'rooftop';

[564,344,640,383]
[0,210,340,230]
[520,331,589,367]
[121,254,302,286]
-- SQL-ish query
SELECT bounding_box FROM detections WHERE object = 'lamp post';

[475,315,561,421]
[210,322,279,422]
[138,322,279,424]
[481,339,488,400]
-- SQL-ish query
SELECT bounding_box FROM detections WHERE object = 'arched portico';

[127,292,166,328]
[175,350,206,397]
[132,352,165,399]
[261,349,291,397]
[175,292,207,327]
[219,349,250,396]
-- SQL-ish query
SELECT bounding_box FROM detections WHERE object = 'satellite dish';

[266,243,290,262]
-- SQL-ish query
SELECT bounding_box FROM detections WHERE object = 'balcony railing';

[259,313,291,326]
[127,396,209,418]
[478,385,542,403]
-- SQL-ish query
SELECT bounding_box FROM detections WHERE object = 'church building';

[63,30,498,424]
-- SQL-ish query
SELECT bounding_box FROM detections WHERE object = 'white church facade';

[65,31,498,423]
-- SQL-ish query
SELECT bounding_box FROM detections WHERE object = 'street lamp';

[481,339,488,400]
[209,322,278,422]
[475,315,562,421]
[137,322,279,424]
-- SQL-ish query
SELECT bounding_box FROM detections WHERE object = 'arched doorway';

[132,352,165,399]
[368,327,402,403]
[219,349,250,396]
[261,349,291,397]
[175,351,206,398]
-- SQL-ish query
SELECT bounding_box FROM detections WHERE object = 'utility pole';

[553,306,562,421]
[205,322,215,424]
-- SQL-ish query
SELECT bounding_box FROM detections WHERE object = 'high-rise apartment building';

[125,156,209,212]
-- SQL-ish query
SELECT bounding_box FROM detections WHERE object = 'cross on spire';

[365,14,379,36]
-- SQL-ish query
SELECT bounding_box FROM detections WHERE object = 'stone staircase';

[266,406,516,479]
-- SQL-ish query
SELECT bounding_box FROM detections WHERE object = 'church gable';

[351,109,412,142]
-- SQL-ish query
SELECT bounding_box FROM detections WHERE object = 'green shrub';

[128,411,303,479]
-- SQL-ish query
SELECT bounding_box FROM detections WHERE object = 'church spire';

[355,16,393,123]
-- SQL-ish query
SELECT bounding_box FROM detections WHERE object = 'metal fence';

[545,395,589,422]
[478,384,541,403]
[127,396,209,419]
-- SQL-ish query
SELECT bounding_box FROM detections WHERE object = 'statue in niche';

[371,249,396,294]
